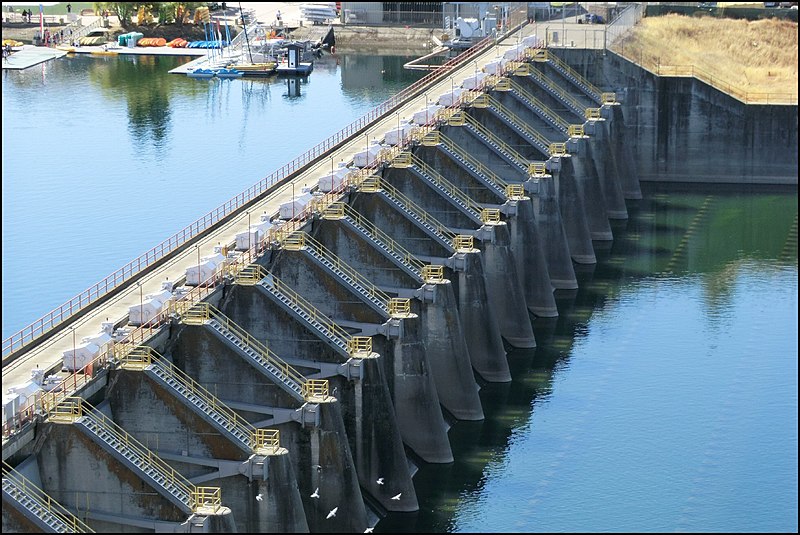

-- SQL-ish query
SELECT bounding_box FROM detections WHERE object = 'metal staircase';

[437,134,509,197]
[526,68,591,118]
[178,302,308,401]
[506,79,572,134]
[360,175,457,251]
[2,461,94,533]
[42,397,221,515]
[479,95,557,156]
[449,111,531,175]
[282,232,392,316]
[117,346,280,454]
[236,265,366,360]
[544,52,605,104]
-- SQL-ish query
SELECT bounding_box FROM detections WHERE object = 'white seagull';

[255,493,263,502]
[376,477,384,485]
[327,506,338,519]
[391,493,402,500]
[310,487,320,499]
[365,528,374,533]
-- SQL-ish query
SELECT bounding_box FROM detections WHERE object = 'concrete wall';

[553,49,799,184]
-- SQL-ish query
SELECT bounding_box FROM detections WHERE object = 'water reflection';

[376,183,797,533]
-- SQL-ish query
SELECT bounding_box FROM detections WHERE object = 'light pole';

[395,111,400,144]
[137,281,143,327]
[195,244,201,287]
[70,326,76,375]
[473,60,479,90]
[246,211,251,257]
[330,155,335,192]
[424,92,429,124]
[450,76,455,106]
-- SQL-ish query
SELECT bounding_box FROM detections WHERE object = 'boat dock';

[1,46,67,70]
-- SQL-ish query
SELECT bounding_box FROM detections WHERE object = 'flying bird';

[365,528,374,533]
[327,506,338,519]
[376,477,384,485]
[310,487,320,499]
[391,493,402,500]
[255,493,263,502]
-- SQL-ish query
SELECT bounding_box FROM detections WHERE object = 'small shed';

[62,342,101,371]
[353,141,384,168]
[128,298,162,326]
[412,104,443,125]
[318,163,353,192]
[462,72,486,90]
[279,192,315,220]
[438,87,463,107]
[384,119,414,146]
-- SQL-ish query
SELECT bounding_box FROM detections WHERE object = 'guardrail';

[3,30,502,360]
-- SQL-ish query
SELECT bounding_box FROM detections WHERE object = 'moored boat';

[227,62,277,76]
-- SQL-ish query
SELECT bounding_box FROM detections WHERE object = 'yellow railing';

[301,379,330,399]
[459,90,485,107]
[43,397,216,513]
[277,230,305,250]
[493,77,511,91]
[505,184,526,199]
[191,487,222,513]
[119,346,278,454]
[300,232,395,312]
[388,298,412,316]
[453,235,475,251]
[482,95,562,153]
[439,133,510,191]
[529,162,548,176]
[341,203,428,274]
[346,337,373,356]
[369,174,459,244]
[601,92,617,104]
[254,429,281,454]
[505,61,530,76]
[507,79,572,132]
[42,394,83,423]
[460,111,533,167]
[358,174,382,193]
[548,142,568,156]
[390,151,412,168]
[320,202,345,220]
[528,68,589,115]
[568,124,585,137]
[2,461,96,533]
[234,266,369,360]
[481,208,501,223]
[585,108,602,120]
[546,51,604,102]
[178,301,311,392]
[527,48,548,62]
[421,264,444,282]
[407,154,487,219]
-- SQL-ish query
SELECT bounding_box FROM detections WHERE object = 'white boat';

[300,2,338,23]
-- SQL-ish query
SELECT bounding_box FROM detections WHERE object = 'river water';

[2,53,797,532]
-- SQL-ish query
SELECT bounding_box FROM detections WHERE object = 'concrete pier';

[530,176,579,290]
[571,137,614,241]
[556,157,597,264]
[513,196,560,316]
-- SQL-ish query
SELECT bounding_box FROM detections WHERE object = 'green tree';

[94,2,139,26]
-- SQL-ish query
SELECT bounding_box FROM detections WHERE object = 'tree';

[94,2,139,26]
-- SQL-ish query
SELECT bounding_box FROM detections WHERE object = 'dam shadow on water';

[375,183,798,533]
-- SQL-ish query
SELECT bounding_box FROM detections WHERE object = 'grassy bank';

[612,14,798,94]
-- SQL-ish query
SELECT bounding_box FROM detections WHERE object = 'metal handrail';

[545,51,604,102]
[118,346,271,453]
[243,266,356,344]
[42,397,204,510]
[180,302,309,389]
[340,204,428,274]
[507,79,572,132]
[407,154,485,218]
[458,111,532,166]
[438,133,510,191]
[527,67,589,116]
[481,95,559,151]
[3,33,499,359]
[300,233,394,310]
[367,175,458,242]
[2,460,95,533]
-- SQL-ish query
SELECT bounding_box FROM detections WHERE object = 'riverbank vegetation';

[612,14,798,94]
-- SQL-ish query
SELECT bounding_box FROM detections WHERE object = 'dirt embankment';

[291,25,447,53]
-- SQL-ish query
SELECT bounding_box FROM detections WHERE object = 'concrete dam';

[3,20,797,535]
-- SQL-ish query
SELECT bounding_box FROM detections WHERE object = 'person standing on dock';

[67,4,72,14]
